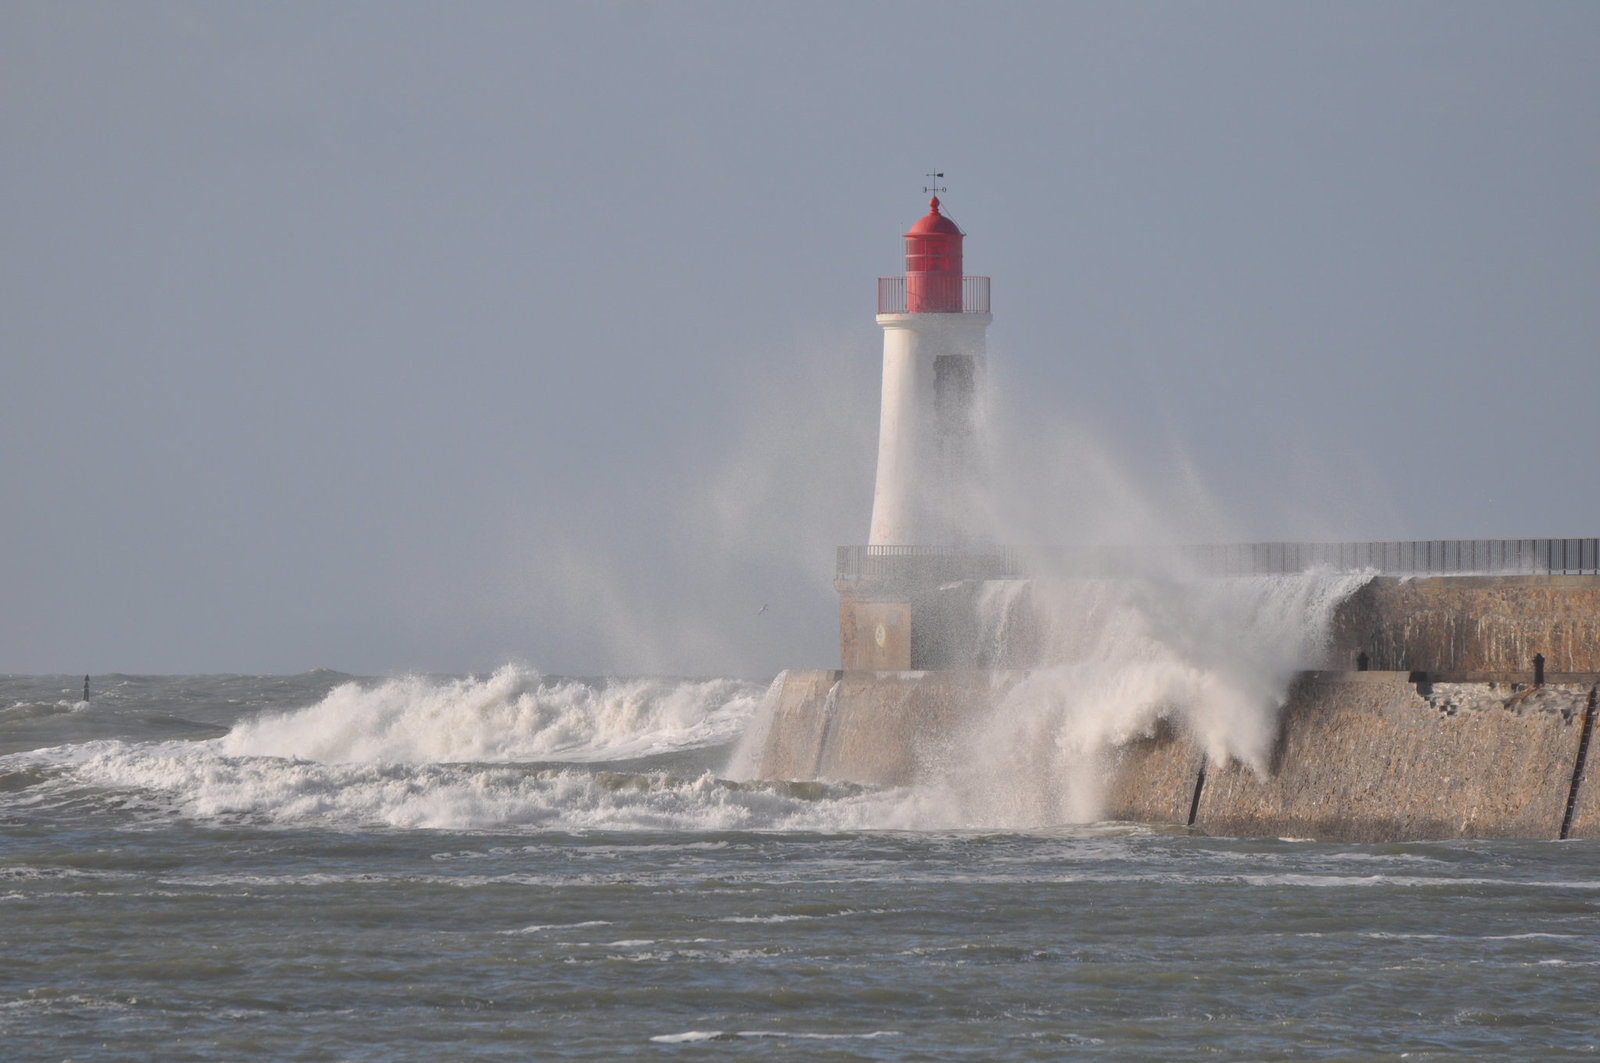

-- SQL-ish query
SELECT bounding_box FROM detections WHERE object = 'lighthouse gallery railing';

[837,538,1600,582]
[877,275,991,315]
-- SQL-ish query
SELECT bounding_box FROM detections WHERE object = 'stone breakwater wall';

[838,574,1600,672]
[750,670,1600,842]
[1330,576,1600,673]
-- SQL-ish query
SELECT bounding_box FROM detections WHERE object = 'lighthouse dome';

[905,196,963,237]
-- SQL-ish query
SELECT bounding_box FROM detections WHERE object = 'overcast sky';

[4,2,1597,676]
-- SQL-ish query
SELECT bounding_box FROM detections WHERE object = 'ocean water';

[3,668,1598,1061]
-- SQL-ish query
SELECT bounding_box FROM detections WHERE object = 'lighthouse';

[868,196,992,546]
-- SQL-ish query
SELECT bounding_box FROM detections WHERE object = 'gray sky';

[4,2,1597,676]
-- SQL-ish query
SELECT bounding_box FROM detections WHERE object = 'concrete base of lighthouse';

[836,577,997,671]
[836,587,912,670]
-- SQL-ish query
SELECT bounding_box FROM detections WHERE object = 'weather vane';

[923,171,947,196]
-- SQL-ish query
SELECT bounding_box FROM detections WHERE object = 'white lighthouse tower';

[868,195,992,546]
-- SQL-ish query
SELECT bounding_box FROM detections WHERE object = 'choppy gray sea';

[3,671,1597,1061]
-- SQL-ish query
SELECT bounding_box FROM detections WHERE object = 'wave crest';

[219,665,765,765]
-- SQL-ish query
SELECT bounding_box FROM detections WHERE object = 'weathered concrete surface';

[837,596,913,671]
[1196,674,1590,841]
[1564,689,1600,840]
[748,670,842,782]
[752,669,1600,841]
[837,581,994,671]
[1328,576,1600,672]
[1098,720,1206,826]
[750,670,998,787]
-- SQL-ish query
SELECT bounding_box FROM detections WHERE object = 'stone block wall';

[749,669,1600,842]
[1329,576,1600,673]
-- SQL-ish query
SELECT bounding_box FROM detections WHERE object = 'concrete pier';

[747,669,1600,841]
[795,556,1600,840]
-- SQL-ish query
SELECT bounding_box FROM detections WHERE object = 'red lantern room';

[903,196,964,313]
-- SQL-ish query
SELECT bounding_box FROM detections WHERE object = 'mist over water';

[1,353,1380,836]
[790,366,1379,828]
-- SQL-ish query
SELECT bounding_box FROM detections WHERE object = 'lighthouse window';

[905,238,925,271]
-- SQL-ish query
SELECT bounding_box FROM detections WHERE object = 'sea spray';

[723,568,1376,830]
[920,568,1374,827]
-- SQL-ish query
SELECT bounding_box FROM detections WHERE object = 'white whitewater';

[12,566,1369,835]
[219,665,761,764]
[15,668,862,834]
[908,568,1375,827]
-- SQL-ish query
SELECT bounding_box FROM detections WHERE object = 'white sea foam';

[0,669,903,833]
[650,1030,902,1043]
[500,921,614,935]
[12,734,911,833]
[219,665,765,764]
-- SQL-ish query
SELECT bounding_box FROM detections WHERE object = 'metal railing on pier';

[876,275,991,315]
[837,544,1026,583]
[1183,538,1600,577]
[836,538,1600,583]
